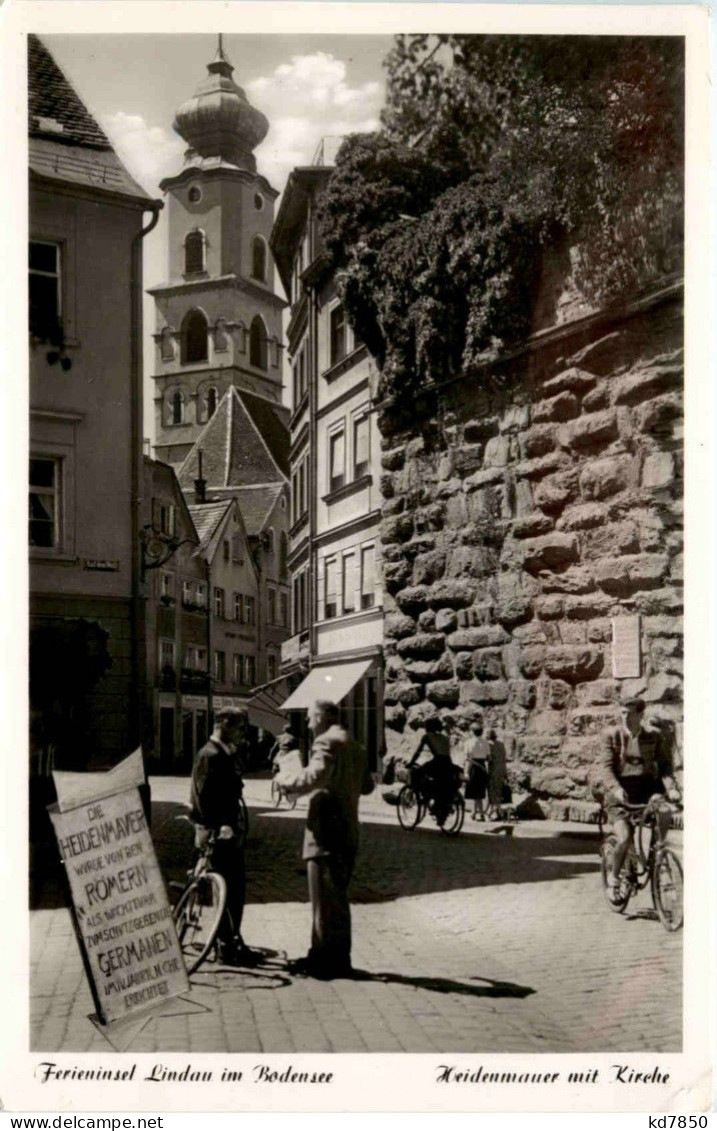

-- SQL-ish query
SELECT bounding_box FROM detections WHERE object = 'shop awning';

[247,678,293,736]
[280,659,373,712]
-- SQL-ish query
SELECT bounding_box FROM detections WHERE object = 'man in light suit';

[277,698,373,979]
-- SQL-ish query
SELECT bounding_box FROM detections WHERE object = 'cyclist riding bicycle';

[594,697,681,901]
[407,717,460,825]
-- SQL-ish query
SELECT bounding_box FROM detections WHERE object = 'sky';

[42,34,392,434]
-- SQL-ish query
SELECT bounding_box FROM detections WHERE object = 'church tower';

[149,37,286,467]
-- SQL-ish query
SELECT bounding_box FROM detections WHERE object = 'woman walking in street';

[463,718,490,821]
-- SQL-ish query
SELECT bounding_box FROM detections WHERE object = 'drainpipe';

[130,199,163,804]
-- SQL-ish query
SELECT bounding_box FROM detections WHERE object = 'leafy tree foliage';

[317,35,684,403]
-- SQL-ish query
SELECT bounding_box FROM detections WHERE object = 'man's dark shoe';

[287,955,353,980]
[235,945,263,968]
[287,955,315,976]
[216,940,241,966]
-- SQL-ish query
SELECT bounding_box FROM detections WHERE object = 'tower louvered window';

[185,230,205,274]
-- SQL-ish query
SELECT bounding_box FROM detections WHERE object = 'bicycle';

[171,832,233,973]
[599,795,683,932]
[270,774,297,810]
[396,773,465,837]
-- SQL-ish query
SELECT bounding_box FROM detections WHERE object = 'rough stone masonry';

[378,285,683,818]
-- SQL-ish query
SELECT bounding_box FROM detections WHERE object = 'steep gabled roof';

[178,386,289,491]
[28,35,153,204]
[187,500,233,555]
[212,483,284,537]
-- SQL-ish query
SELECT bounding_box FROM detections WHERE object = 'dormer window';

[184,229,205,275]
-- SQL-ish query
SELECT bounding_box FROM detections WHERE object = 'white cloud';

[100,111,185,195]
[247,53,383,191]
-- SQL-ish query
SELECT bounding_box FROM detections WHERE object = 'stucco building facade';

[29,35,159,784]
[271,144,384,766]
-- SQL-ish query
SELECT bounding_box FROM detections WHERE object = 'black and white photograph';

[3,0,713,1115]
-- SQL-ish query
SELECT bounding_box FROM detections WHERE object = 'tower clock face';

[188,184,202,204]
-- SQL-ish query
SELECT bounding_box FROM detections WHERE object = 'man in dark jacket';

[597,697,680,899]
[190,706,259,966]
[277,699,373,979]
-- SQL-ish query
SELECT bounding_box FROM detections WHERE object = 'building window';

[244,655,256,687]
[233,592,243,622]
[329,426,345,493]
[184,229,205,275]
[265,527,275,555]
[182,309,208,364]
[188,184,202,204]
[185,644,207,670]
[342,552,356,613]
[223,540,230,562]
[280,590,289,628]
[182,580,193,606]
[251,236,268,283]
[196,581,207,608]
[29,241,61,339]
[254,193,264,211]
[292,346,307,409]
[279,532,288,578]
[29,457,59,548]
[244,595,256,626]
[159,639,175,668]
[297,461,305,518]
[325,557,338,620]
[213,650,226,681]
[353,411,370,479]
[249,315,268,370]
[214,587,225,618]
[231,534,243,563]
[330,303,347,366]
[267,649,278,682]
[292,244,304,305]
[361,544,376,609]
[233,654,242,684]
[155,501,176,537]
[199,386,218,423]
[166,389,185,427]
[160,572,173,599]
[160,327,175,361]
[267,587,276,625]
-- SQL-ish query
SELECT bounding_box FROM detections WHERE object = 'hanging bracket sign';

[49,752,189,1027]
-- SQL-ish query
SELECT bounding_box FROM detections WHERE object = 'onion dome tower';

[149,35,287,471]
[172,36,269,174]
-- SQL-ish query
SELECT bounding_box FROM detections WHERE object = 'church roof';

[28,35,153,205]
[177,386,289,492]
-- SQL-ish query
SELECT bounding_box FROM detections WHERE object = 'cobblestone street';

[30,775,682,1054]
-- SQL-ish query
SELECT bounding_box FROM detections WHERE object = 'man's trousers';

[306,851,355,974]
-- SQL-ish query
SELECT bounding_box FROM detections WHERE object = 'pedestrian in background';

[487,729,508,819]
[463,718,490,821]
[277,699,373,980]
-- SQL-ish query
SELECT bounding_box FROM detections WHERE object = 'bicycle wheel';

[236,796,249,846]
[173,871,227,975]
[397,785,422,830]
[600,835,632,912]
[652,846,683,932]
[439,792,466,836]
[271,778,281,808]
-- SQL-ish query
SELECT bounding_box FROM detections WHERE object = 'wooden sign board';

[611,614,642,679]
[49,785,189,1026]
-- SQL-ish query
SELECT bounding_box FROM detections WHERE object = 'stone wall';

[378,289,683,818]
